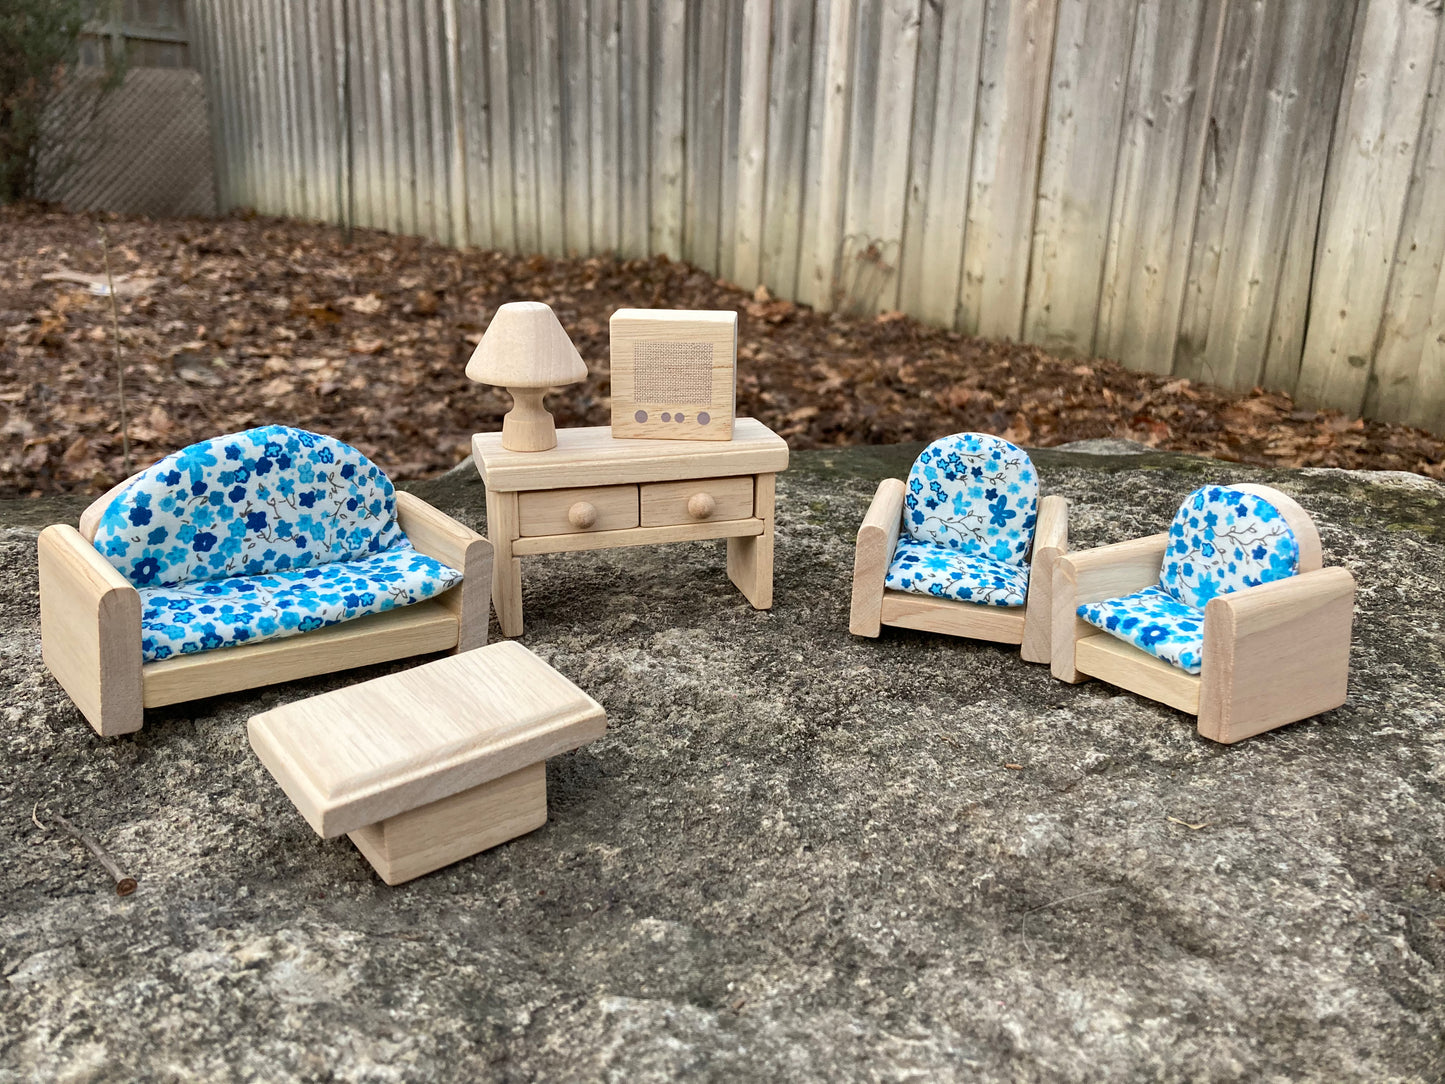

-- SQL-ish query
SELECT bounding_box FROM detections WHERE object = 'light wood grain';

[143,600,459,709]
[848,477,905,637]
[759,0,818,299]
[38,524,144,737]
[733,0,773,289]
[1074,632,1202,714]
[1197,566,1355,743]
[348,760,547,885]
[473,417,788,492]
[1050,532,1169,682]
[248,640,606,838]
[608,309,738,441]
[799,0,854,310]
[1020,493,1069,664]
[485,485,524,637]
[879,591,1027,644]
[650,0,687,259]
[395,490,492,653]
[518,484,639,536]
[513,517,764,556]
[640,476,754,527]
[727,472,775,609]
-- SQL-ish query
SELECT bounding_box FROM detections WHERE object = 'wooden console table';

[472,418,789,637]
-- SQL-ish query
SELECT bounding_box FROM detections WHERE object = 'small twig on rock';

[1019,886,1116,957]
[34,803,137,896]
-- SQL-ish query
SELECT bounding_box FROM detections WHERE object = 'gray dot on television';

[698,412,710,425]
[676,412,686,423]
[661,412,671,422]
[634,409,647,423]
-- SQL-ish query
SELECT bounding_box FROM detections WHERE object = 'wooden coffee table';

[248,642,606,885]
[473,417,789,636]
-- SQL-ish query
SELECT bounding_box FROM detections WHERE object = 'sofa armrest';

[1198,566,1355,743]
[1050,532,1168,682]
[38,525,144,736]
[395,491,494,652]
[849,478,906,637]
[1021,495,1069,664]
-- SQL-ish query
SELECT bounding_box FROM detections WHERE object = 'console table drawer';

[518,485,639,536]
[640,476,754,527]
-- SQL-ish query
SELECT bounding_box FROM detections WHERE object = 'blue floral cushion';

[138,543,462,662]
[1160,485,1300,609]
[1077,585,1206,674]
[885,537,1030,607]
[92,425,405,589]
[903,433,1039,565]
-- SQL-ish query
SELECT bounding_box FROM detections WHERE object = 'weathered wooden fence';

[189,0,1445,433]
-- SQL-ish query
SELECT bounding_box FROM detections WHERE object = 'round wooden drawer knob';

[687,492,717,520]
[568,501,598,529]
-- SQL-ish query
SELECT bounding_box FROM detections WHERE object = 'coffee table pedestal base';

[347,762,548,885]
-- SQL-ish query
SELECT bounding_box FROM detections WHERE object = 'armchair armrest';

[38,524,144,737]
[395,491,494,652]
[1198,566,1355,743]
[849,478,905,637]
[1021,495,1069,663]
[1050,532,1169,682]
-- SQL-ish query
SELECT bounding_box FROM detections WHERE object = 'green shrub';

[0,0,102,202]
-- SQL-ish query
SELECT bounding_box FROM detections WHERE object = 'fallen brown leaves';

[1,204,1441,499]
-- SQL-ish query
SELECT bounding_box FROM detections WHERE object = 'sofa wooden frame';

[848,477,1069,663]
[39,490,493,738]
[1049,483,1355,744]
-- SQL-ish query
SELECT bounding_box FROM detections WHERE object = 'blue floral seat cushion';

[92,425,406,589]
[138,543,463,662]
[884,537,1030,607]
[903,433,1039,566]
[1160,485,1300,608]
[1076,585,1205,674]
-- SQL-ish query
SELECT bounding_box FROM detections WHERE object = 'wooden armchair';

[1051,483,1355,743]
[39,427,492,738]
[849,433,1068,662]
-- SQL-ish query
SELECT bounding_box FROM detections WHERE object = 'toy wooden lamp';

[467,302,587,452]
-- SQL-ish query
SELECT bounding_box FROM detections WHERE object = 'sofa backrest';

[91,425,404,588]
[1159,484,1312,608]
[903,433,1039,566]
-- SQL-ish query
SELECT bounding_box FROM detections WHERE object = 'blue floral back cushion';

[1077,586,1205,674]
[904,433,1039,565]
[92,425,405,589]
[1160,485,1300,609]
[138,545,463,662]
[885,538,1029,607]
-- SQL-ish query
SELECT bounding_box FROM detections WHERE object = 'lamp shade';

[466,301,587,389]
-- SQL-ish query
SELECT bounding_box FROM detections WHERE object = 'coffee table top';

[472,417,788,491]
[248,642,606,838]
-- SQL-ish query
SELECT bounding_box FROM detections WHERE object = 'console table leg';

[484,487,525,637]
[728,472,775,609]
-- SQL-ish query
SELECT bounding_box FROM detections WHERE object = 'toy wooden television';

[608,309,737,441]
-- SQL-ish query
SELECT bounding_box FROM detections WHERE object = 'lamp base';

[501,387,557,452]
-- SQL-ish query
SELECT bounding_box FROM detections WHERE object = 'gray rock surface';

[1,443,1442,1083]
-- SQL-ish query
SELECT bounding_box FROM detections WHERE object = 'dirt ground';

[2,204,1441,498]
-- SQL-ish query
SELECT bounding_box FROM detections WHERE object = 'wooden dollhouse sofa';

[1051,483,1355,744]
[39,425,492,737]
[849,433,1068,662]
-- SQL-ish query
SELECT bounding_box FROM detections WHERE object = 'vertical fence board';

[1366,32,1445,430]
[1095,0,1224,375]
[456,0,492,247]
[1297,0,1442,412]
[562,0,592,255]
[894,0,942,319]
[714,0,746,283]
[732,0,772,288]
[487,0,518,250]
[1023,0,1135,354]
[534,1,567,255]
[799,0,852,308]
[683,0,726,268]
[650,0,686,259]
[618,0,652,255]
[760,0,816,298]
[959,0,1057,339]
